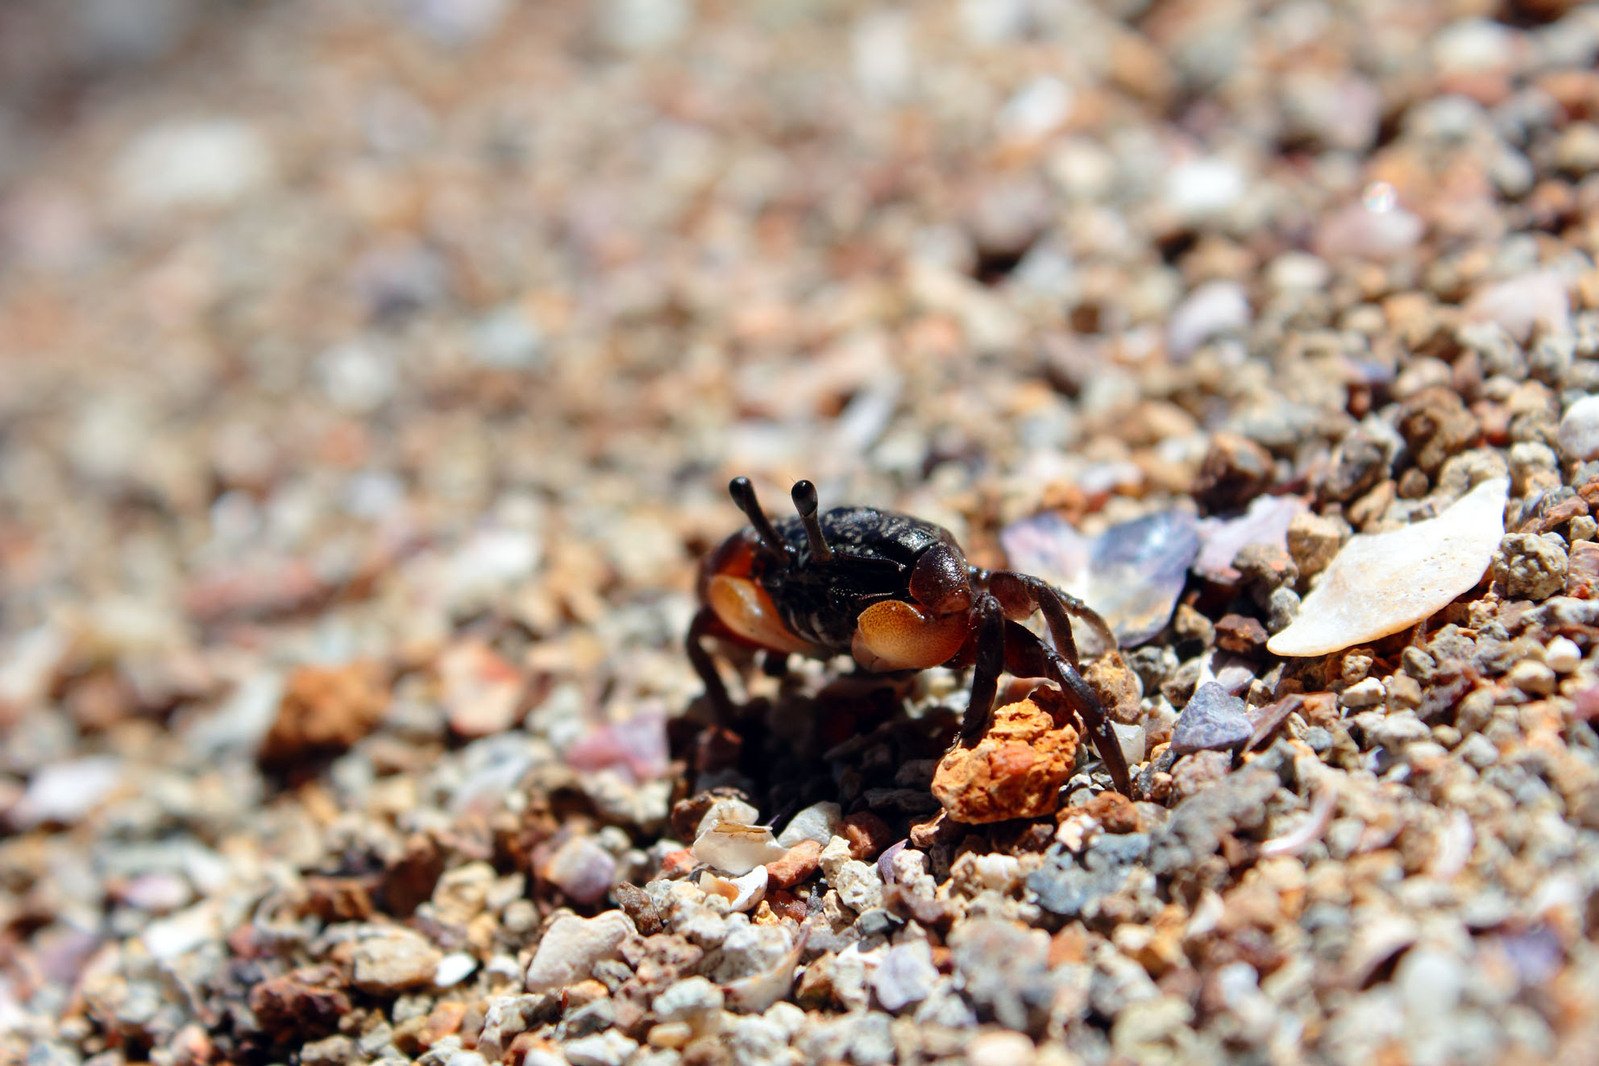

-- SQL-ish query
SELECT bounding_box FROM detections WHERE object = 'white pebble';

[833,860,884,914]
[113,118,274,210]
[1165,157,1247,223]
[12,756,123,828]
[1508,659,1556,696]
[1546,636,1582,674]
[777,801,842,847]
[999,76,1073,140]
[870,940,938,1011]
[653,975,725,1022]
[1314,196,1422,261]
[433,952,479,988]
[1168,281,1250,360]
[563,1030,638,1066]
[1340,677,1386,709]
[1433,19,1513,74]
[970,1032,1037,1066]
[1466,271,1571,343]
[524,912,634,992]
[1558,395,1599,462]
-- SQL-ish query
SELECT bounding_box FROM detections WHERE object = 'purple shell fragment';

[1002,509,1200,647]
[1194,495,1306,582]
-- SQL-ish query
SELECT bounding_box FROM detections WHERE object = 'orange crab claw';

[706,574,820,656]
[851,599,970,672]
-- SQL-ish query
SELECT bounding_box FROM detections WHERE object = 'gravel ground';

[4,2,1599,1064]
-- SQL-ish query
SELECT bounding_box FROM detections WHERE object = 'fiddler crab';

[688,477,1132,795]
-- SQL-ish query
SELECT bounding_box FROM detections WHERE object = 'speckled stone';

[1170,682,1253,754]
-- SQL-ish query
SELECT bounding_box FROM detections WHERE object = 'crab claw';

[851,599,970,672]
[706,574,820,655]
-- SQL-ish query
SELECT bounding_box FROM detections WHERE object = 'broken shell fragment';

[690,821,788,875]
[723,927,809,1014]
[700,865,768,912]
[1267,477,1508,657]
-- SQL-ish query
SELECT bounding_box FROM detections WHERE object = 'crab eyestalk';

[728,476,790,563]
[790,479,834,563]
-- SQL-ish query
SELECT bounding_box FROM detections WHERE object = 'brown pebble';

[1245,695,1302,751]
[1564,541,1599,598]
[416,1001,467,1048]
[761,888,811,923]
[840,812,894,859]
[1398,386,1479,475]
[1194,432,1275,512]
[883,883,952,930]
[1214,614,1269,655]
[611,881,664,936]
[380,833,445,917]
[765,839,822,888]
[1080,791,1142,833]
[659,848,697,879]
[1521,494,1588,535]
[260,661,389,767]
[1083,651,1144,725]
[248,969,350,1043]
[301,876,376,923]
[930,694,1080,824]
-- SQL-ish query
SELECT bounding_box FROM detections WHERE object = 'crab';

[687,477,1133,794]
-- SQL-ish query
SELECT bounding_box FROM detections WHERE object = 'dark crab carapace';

[687,477,1133,795]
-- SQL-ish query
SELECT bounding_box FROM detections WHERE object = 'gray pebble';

[1495,533,1569,600]
[871,940,938,1011]
[1170,682,1253,755]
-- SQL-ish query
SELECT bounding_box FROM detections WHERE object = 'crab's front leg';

[987,570,1116,662]
[1002,620,1133,795]
[956,594,1005,742]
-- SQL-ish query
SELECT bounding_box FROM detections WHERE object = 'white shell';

[1267,478,1508,657]
[691,821,787,875]
[700,865,768,912]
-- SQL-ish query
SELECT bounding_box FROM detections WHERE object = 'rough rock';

[931,695,1080,823]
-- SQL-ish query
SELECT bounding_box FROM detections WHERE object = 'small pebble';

[1340,677,1386,710]
[352,931,444,995]
[1466,271,1572,343]
[1546,636,1582,674]
[1558,396,1599,462]
[1495,533,1569,601]
[652,975,724,1023]
[113,118,274,210]
[11,755,124,828]
[1170,682,1253,754]
[1168,281,1250,360]
[542,836,617,905]
[433,952,478,988]
[1508,660,1557,696]
[524,912,635,993]
[562,1030,638,1066]
[776,802,842,847]
[870,940,938,1011]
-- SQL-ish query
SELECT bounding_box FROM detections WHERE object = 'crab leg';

[988,570,1116,661]
[1003,620,1133,795]
[957,594,1007,743]
[687,606,734,719]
